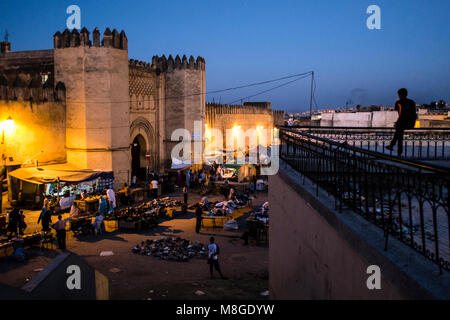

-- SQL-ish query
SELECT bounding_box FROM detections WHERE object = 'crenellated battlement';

[133,54,205,73]
[53,27,128,50]
[206,102,273,115]
[0,73,65,102]
[128,59,152,72]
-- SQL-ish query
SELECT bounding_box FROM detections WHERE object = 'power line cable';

[226,74,311,105]
[61,72,313,104]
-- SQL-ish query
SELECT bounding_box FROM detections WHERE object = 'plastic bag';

[223,219,239,230]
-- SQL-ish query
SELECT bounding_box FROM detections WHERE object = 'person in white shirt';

[106,188,116,210]
[69,202,80,218]
[53,215,68,250]
[207,237,226,279]
[150,179,158,198]
[93,213,104,236]
[228,187,235,201]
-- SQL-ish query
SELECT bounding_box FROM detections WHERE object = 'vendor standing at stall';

[150,178,158,199]
[228,187,235,201]
[53,215,68,250]
[186,170,191,189]
[106,188,116,212]
[99,195,108,215]
[183,186,188,205]
[18,210,26,235]
[6,208,20,239]
[37,202,52,232]
[69,202,80,218]
[217,165,223,181]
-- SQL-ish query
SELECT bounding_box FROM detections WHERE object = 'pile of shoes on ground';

[112,197,182,222]
[132,237,207,262]
[232,192,250,207]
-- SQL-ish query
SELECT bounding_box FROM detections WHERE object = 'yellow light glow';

[2,116,15,133]
[231,125,241,137]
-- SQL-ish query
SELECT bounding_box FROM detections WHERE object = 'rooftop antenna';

[4,29,9,42]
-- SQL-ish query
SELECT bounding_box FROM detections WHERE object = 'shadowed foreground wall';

[0,252,108,300]
[268,161,450,300]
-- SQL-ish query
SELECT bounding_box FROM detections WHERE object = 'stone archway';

[130,117,156,180]
[131,134,147,180]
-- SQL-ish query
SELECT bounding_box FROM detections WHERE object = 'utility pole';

[309,71,314,127]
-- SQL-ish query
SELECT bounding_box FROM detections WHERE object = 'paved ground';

[0,191,269,300]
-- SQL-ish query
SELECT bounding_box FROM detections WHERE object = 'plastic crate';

[104,220,118,232]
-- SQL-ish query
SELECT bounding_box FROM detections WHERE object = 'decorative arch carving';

[130,117,157,170]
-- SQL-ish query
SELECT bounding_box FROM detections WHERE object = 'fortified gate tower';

[53,27,130,188]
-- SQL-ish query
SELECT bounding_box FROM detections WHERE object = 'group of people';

[34,187,118,249]
[5,208,26,239]
[185,169,208,189]
[35,198,69,250]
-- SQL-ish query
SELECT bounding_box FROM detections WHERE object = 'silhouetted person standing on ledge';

[386,88,417,156]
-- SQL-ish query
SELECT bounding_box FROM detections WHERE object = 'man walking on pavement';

[207,237,227,279]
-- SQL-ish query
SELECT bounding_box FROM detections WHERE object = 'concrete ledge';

[5,252,106,300]
[22,252,71,293]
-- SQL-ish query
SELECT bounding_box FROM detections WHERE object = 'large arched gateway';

[130,117,156,182]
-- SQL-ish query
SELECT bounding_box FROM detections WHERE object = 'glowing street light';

[1,115,14,144]
[0,115,14,214]
[4,116,14,131]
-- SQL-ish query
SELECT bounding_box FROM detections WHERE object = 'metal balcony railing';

[288,126,450,161]
[279,127,450,273]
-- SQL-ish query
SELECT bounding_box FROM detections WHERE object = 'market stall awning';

[170,157,192,171]
[8,163,114,184]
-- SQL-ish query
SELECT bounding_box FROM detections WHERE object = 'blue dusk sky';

[1,0,449,112]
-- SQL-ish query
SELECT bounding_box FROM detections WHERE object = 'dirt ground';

[0,191,269,300]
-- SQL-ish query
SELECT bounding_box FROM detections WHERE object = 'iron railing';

[288,126,450,161]
[279,127,450,273]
